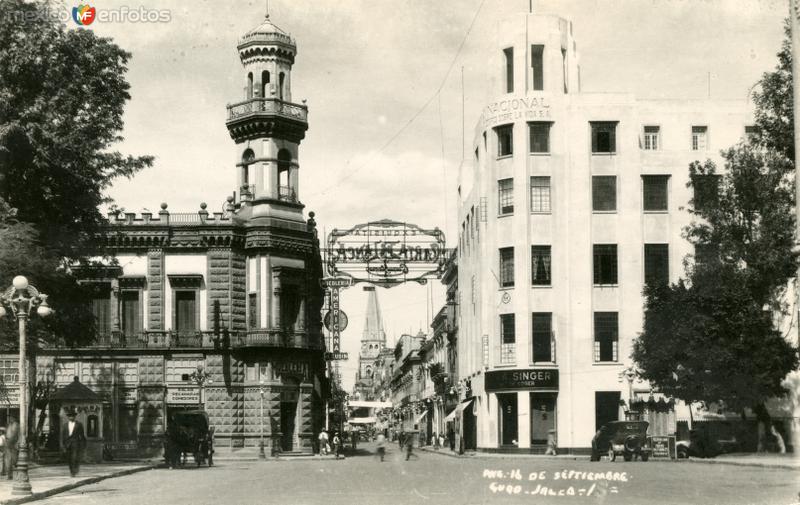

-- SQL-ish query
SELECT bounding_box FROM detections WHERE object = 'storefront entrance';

[595,391,621,431]
[280,390,298,451]
[497,393,517,446]
[530,393,556,445]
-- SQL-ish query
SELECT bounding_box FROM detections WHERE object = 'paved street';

[33,443,800,505]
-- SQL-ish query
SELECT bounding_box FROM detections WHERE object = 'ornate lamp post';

[258,379,266,459]
[618,366,640,420]
[189,364,212,407]
[0,276,53,496]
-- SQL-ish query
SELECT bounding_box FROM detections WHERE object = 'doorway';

[595,391,621,431]
[497,393,518,447]
[530,393,557,445]
[280,389,298,451]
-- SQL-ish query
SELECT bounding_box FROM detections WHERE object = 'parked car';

[590,421,652,462]
[676,428,739,459]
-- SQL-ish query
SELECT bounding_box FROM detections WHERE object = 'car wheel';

[590,452,599,462]
[677,447,688,459]
[607,449,616,462]
[641,452,649,462]
[623,452,632,462]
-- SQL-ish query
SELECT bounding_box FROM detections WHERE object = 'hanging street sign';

[325,352,349,361]
[321,277,352,289]
[326,220,447,288]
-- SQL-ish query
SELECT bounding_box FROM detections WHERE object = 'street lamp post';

[619,366,638,420]
[0,276,53,497]
[259,379,266,459]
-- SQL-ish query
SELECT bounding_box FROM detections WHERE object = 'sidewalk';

[421,446,800,469]
[0,461,158,505]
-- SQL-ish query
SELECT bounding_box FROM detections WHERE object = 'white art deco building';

[455,11,755,453]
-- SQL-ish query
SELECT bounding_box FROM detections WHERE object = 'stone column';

[295,293,306,332]
[147,249,164,330]
[289,166,299,201]
[271,273,281,330]
[110,279,120,332]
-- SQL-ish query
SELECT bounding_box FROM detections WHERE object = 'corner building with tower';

[7,14,327,460]
[455,11,755,453]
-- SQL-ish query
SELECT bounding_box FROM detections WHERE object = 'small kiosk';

[51,377,104,463]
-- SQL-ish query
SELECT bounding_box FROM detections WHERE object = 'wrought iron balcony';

[278,185,297,203]
[226,98,308,123]
[231,330,321,350]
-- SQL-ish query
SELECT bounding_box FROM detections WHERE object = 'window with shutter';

[592,176,616,212]
[644,244,669,287]
[120,290,141,337]
[594,312,618,362]
[642,175,670,211]
[593,244,618,285]
[175,291,197,333]
[591,122,617,153]
[532,312,553,362]
[531,44,544,91]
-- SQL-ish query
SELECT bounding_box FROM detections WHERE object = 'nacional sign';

[483,96,552,127]
[484,369,559,392]
[327,220,447,288]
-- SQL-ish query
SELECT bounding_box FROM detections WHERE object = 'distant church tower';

[354,286,386,399]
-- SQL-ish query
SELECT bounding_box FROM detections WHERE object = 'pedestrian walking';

[405,431,415,460]
[0,427,6,476]
[376,431,386,462]
[318,430,329,455]
[438,433,445,450]
[332,431,341,459]
[5,419,19,480]
[433,431,440,450]
[60,410,86,477]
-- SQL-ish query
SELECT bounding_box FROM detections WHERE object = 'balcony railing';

[278,186,297,203]
[240,184,255,203]
[73,329,322,351]
[226,98,308,123]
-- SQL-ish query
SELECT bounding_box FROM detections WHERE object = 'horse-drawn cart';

[164,410,213,468]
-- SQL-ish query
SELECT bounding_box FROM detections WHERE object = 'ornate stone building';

[13,13,327,458]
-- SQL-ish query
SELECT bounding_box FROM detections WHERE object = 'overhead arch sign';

[326,220,447,288]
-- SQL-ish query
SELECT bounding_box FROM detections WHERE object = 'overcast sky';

[61,0,787,389]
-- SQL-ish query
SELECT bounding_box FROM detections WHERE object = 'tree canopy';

[0,0,152,346]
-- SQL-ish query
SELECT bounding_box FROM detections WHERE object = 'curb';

[686,458,800,471]
[420,448,585,461]
[0,465,157,505]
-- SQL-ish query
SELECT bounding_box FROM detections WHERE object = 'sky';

[54,0,788,390]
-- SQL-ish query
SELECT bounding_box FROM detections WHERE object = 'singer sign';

[326,220,447,287]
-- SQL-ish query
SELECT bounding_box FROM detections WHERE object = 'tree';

[752,20,793,162]
[0,0,153,348]
[633,144,799,450]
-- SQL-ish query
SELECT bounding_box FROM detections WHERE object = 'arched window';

[277,149,292,201]
[278,72,285,100]
[241,149,255,191]
[261,70,271,98]
[87,414,99,438]
[247,72,254,99]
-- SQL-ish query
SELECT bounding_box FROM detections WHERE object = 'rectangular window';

[692,126,707,151]
[531,44,544,91]
[498,178,514,215]
[174,290,197,333]
[594,312,618,362]
[504,47,514,93]
[499,247,515,288]
[643,125,660,150]
[500,314,516,364]
[644,244,669,287]
[529,122,550,153]
[591,121,617,154]
[496,125,513,157]
[120,291,141,337]
[531,312,553,362]
[642,175,670,211]
[561,48,568,93]
[531,245,551,286]
[593,244,618,285]
[692,174,721,212]
[248,293,258,329]
[529,176,551,213]
[745,125,757,142]
[592,176,617,212]
[91,285,111,337]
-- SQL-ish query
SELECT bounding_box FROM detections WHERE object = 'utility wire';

[309,0,487,197]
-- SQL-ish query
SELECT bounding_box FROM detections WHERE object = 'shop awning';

[414,411,428,424]
[444,398,474,422]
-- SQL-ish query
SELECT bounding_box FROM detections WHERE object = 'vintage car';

[590,421,652,462]
[164,410,213,468]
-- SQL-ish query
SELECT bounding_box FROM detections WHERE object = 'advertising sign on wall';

[484,369,559,392]
[166,387,200,404]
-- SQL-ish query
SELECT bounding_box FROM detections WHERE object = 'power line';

[308,0,487,197]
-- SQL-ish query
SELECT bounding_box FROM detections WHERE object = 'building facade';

[456,12,754,453]
[24,13,327,458]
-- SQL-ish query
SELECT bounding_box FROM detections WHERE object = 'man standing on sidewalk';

[60,410,86,477]
[5,419,19,480]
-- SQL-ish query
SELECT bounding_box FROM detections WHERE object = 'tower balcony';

[226,97,307,124]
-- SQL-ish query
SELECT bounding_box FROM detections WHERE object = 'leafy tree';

[0,0,152,348]
[633,144,799,450]
[752,20,793,161]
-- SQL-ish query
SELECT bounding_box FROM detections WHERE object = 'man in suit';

[60,410,85,477]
